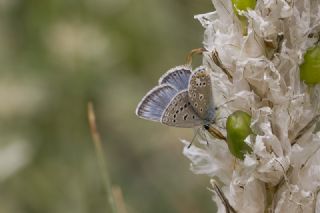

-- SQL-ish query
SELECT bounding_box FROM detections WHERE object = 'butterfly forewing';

[136,84,178,122]
[161,90,203,128]
[159,65,192,90]
[188,67,215,123]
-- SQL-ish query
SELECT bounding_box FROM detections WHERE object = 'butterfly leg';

[203,129,209,147]
[188,128,200,148]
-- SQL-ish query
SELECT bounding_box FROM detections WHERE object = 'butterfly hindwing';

[136,84,178,122]
[161,90,203,128]
[188,67,215,123]
[159,65,192,90]
[137,66,215,127]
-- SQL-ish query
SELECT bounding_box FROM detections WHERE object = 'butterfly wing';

[159,65,192,90]
[188,67,215,123]
[161,90,203,128]
[136,84,178,122]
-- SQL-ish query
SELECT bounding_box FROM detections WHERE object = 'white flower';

[182,0,320,212]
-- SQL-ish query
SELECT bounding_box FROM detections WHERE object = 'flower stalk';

[182,1,320,212]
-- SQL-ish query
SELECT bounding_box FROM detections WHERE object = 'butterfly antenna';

[215,115,228,123]
[215,98,235,110]
[188,128,200,148]
[214,123,225,130]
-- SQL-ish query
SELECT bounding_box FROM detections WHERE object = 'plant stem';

[88,102,118,213]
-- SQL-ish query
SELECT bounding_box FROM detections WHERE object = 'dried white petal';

[180,0,320,212]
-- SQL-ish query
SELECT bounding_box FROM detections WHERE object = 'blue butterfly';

[136,65,225,140]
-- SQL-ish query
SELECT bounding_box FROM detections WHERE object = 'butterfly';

[136,65,226,141]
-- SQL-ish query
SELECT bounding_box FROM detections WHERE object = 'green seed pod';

[300,46,320,85]
[226,110,253,160]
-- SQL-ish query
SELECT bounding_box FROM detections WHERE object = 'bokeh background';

[0,0,217,212]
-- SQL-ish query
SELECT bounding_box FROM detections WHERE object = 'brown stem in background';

[112,186,128,213]
[88,102,119,213]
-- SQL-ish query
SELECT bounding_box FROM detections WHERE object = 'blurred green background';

[0,0,216,212]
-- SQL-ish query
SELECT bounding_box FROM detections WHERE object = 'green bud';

[300,46,320,85]
[231,0,256,16]
[231,0,256,35]
[226,110,253,160]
